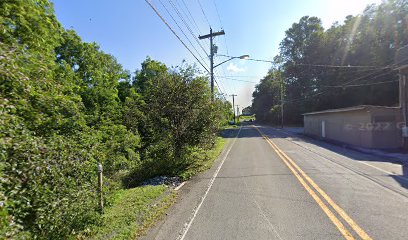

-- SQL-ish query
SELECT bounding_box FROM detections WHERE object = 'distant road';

[142,125,408,240]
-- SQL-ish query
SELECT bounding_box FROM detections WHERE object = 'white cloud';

[227,63,245,73]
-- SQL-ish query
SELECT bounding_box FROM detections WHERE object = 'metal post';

[97,163,103,214]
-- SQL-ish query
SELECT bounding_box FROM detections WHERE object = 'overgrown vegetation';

[0,0,233,238]
[87,185,176,240]
[252,0,408,124]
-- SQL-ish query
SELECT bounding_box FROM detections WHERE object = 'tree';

[123,59,229,184]
[253,0,407,125]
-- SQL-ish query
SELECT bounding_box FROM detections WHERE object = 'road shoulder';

[140,128,240,240]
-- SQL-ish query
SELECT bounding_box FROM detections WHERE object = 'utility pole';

[236,105,240,124]
[280,78,284,129]
[230,94,237,124]
[199,28,225,100]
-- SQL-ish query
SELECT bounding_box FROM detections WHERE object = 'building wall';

[304,110,372,148]
[370,108,403,149]
[304,108,403,149]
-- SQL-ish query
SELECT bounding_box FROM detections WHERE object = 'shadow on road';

[221,125,263,139]
[391,165,408,189]
[232,124,408,190]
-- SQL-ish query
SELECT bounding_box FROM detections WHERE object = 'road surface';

[142,125,408,240]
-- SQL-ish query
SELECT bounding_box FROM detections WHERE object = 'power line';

[218,54,391,69]
[167,0,208,55]
[145,0,209,73]
[216,75,263,78]
[337,67,393,87]
[214,78,225,96]
[323,79,398,88]
[284,68,395,104]
[212,0,223,30]
[213,69,228,95]
[196,0,211,27]
[178,0,202,34]
[158,0,209,69]
[292,63,390,69]
[215,75,258,83]
[210,0,230,55]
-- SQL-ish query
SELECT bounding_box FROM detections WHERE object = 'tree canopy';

[0,1,232,238]
[252,0,407,124]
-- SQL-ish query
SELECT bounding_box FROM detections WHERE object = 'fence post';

[97,163,103,214]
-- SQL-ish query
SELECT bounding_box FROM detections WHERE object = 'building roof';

[396,45,408,69]
[302,105,400,116]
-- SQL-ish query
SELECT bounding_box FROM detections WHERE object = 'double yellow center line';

[253,126,372,240]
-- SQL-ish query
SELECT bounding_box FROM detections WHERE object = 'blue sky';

[52,0,381,109]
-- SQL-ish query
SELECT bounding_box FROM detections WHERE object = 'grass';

[85,135,228,240]
[238,114,255,123]
[88,185,176,240]
[179,136,227,180]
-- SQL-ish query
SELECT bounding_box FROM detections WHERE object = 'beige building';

[303,105,403,149]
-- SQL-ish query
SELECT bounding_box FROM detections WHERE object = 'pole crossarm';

[199,28,225,100]
[198,30,225,39]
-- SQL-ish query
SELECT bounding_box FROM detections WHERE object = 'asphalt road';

[142,125,408,240]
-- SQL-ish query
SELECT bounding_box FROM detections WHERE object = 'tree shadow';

[259,126,408,190]
[221,125,268,139]
[390,164,408,189]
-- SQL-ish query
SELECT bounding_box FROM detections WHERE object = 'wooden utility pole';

[230,94,237,124]
[236,105,240,123]
[280,79,284,129]
[199,28,225,100]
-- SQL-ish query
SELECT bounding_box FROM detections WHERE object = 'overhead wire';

[145,0,210,73]
[178,0,203,35]
[148,0,232,98]
[215,75,258,83]
[214,68,228,95]
[170,0,227,97]
[157,0,210,70]
[196,0,211,27]
[167,0,208,55]
[284,68,396,104]
[322,79,398,88]
[212,0,229,55]
[219,54,392,69]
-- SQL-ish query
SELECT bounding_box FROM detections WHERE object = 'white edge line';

[178,127,242,240]
[174,181,186,191]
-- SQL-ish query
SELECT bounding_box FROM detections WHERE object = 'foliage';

[87,185,175,240]
[0,1,140,238]
[179,137,226,180]
[253,0,407,124]
[124,60,232,186]
[1,1,232,238]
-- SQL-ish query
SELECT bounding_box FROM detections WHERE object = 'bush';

[1,108,100,238]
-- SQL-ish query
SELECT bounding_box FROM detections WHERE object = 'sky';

[52,0,382,110]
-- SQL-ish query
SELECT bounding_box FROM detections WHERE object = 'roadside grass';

[238,114,255,122]
[223,124,239,129]
[85,134,228,239]
[87,185,176,240]
[179,136,227,180]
